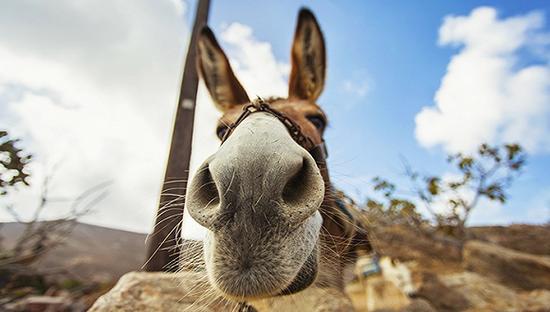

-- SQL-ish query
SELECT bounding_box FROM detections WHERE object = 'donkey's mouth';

[210,241,319,300]
[203,212,323,300]
[276,243,319,296]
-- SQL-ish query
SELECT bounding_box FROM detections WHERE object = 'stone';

[463,240,550,290]
[411,272,470,312]
[90,271,356,312]
[365,275,411,311]
[251,287,355,312]
[401,299,437,312]
[90,271,437,312]
[89,271,232,312]
[7,295,72,312]
[440,271,550,312]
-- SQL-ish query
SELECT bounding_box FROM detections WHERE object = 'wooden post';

[144,0,211,272]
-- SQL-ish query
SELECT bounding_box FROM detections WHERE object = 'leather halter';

[221,99,371,258]
[220,99,329,163]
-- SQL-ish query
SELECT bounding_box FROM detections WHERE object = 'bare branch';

[367,143,527,243]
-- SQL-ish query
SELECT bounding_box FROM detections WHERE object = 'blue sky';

[192,0,550,224]
[0,0,548,233]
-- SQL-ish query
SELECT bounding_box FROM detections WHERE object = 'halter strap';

[308,141,329,163]
[221,98,328,162]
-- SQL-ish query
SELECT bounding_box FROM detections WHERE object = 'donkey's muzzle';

[186,112,325,232]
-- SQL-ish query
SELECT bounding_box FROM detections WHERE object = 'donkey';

[185,8,371,311]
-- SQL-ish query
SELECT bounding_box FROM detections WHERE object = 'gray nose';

[186,113,325,231]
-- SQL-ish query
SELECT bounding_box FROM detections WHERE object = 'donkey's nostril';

[282,158,308,205]
[196,165,220,207]
[186,162,220,229]
[281,155,324,222]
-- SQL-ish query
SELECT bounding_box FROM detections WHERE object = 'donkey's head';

[186,9,329,300]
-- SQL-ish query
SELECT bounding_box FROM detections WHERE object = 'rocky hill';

[1,222,147,282]
[1,222,147,310]
[2,222,549,311]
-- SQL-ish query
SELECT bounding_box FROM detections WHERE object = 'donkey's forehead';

[218,98,326,125]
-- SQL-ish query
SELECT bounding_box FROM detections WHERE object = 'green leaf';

[426,177,440,195]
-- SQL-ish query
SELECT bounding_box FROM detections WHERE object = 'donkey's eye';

[307,115,326,131]
[216,126,229,139]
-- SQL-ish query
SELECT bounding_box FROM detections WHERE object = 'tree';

[366,143,526,242]
[365,177,424,228]
[0,131,111,308]
[0,130,32,197]
[0,131,109,267]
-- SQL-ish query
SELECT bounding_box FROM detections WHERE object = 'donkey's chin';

[203,212,323,300]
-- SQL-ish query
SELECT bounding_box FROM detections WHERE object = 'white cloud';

[341,69,372,99]
[467,199,511,225]
[219,22,290,97]
[342,79,370,98]
[415,7,550,154]
[0,0,188,232]
[0,2,289,236]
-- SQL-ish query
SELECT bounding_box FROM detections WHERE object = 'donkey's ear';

[197,27,250,111]
[288,8,326,102]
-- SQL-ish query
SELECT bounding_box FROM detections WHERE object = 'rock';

[349,255,414,312]
[6,295,72,312]
[519,289,550,312]
[350,277,437,312]
[91,271,357,312]
[365,275,411,311]
[401,299,437,312]
[345,281,368,312]
[463,240,550,290]
[469,224,550,256]
[89,271,232,312]
[371,225,462,266]
[440,271,550,312]
[411,272,470,312]
[251,287,355,312]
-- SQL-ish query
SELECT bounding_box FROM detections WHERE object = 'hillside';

[1,222,147,282]
[2,222,549,311]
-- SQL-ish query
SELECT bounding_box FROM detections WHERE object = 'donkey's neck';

[319,165,346,237]
[314,164,349,289]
